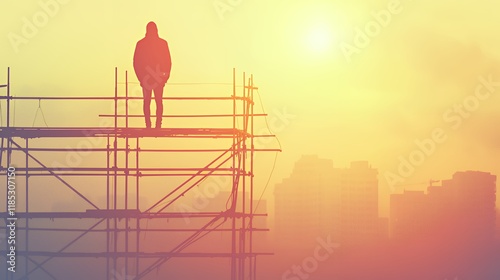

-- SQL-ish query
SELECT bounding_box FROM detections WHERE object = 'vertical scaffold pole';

[135,137,140,277]
[231,68,237,280]
[113,66,118,275]
[249,74,255,280]
[6,68,11,177]
[106,134,110,278]
[25,137,29,279]
[5,67,11,280]
[240,71,247,280]
[4,67,12,279]
[6,67,10,129]
[125,70,129,277]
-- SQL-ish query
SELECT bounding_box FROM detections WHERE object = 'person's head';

[146,21,158,37]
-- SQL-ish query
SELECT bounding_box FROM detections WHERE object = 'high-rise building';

[274,155,340,249]
[390,171,497,247]
[340,161,380,245]
[496,207,500,244]
[390,190,427,240]
[442,171,496,246]
[496,208,500,242]
[274,156,383,249]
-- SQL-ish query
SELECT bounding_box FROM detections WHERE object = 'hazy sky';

[1,0,500,215]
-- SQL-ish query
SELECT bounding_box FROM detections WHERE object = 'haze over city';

[1,0,500,279]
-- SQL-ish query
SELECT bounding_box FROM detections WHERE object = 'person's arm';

[163,41,172,81]
[133,41,144,82]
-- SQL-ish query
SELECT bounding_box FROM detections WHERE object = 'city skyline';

[3,1,500,213]
[272,155,499,279]
[274,155,499,240]
[2,1,500,279]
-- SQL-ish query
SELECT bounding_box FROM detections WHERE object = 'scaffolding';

[0,67,277,280]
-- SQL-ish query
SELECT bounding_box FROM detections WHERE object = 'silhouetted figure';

[133,21,172,128]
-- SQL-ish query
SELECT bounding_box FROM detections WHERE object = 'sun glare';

[306,23,334,54]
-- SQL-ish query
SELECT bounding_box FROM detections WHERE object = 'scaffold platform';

[0,67,277,280]
[0,127,253,138]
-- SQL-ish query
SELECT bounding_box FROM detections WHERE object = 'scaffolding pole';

[0,67,278,280]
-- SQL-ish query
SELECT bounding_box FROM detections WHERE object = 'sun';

[306,22,334,54]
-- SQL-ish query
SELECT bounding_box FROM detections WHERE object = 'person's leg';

[153,86,164,128]
[142,87,152,128]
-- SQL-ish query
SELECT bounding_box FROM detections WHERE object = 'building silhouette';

[272,157,499,279]
[391,171,497,247]
[388,171,498,279]
[497,208,500,242]
[340,161,382,246]
[274,155,340,250]
[390,190,427,240]
[274,156,385,251]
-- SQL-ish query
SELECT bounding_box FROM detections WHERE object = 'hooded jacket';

[133,22,172,88]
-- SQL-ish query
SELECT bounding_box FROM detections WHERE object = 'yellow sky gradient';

[1,0,500,216]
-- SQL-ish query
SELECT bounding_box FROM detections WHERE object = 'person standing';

[133,21,172,128]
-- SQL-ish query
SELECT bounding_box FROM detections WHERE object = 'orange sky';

[1,0,500,216]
